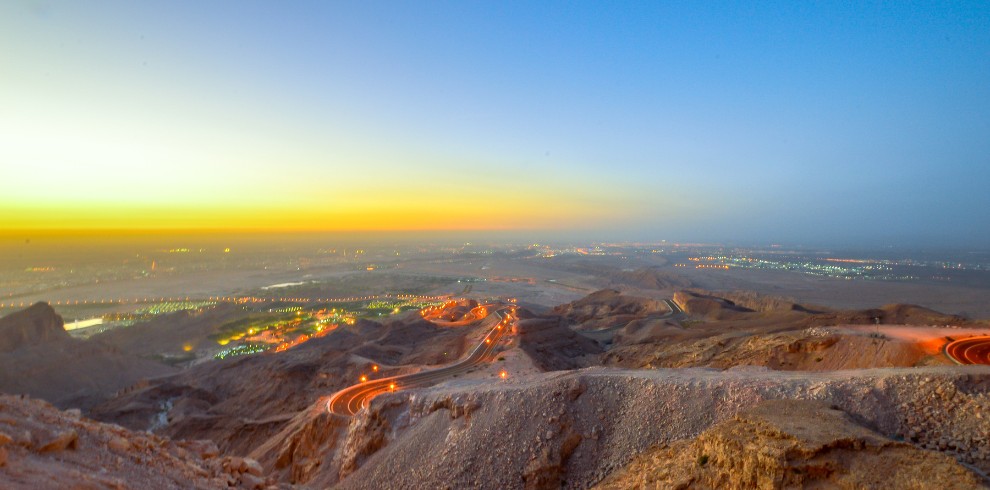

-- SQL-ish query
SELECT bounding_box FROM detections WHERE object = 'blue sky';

[1,1,988,246]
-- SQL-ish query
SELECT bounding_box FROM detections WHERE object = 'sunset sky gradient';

[2,1,988,245]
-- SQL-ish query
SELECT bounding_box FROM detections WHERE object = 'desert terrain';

[2,243,990,488]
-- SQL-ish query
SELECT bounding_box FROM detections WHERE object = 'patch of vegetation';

[815,357,823,362]
[697,454,709,467]
[497,356,505,361]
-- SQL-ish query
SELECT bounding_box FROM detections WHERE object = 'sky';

[1,1,988,247]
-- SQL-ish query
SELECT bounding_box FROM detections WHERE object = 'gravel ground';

[325,365,990,489]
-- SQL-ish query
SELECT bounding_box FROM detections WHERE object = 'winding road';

[945,336,990,365]
[326,305,514,416]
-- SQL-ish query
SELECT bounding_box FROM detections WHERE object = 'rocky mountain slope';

[515,315,604,371]
[0,303,176,411]
[596,399,985,489]
[6,288,990,488]
[0,302,71,352]
[579,289,985,371]
[552,289,670,331]
[0,394,271,489]
[245,365,990,488]
[91,311,486,456]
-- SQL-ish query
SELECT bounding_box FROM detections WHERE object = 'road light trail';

[945,336,990,365]
[326,305,514,416]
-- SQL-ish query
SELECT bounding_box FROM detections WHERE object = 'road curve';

[326,306,514,416]
[945,336,990,365]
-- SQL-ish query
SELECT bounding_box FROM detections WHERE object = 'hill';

[250,365,990,488]
[0,304,176,411]
[0,394,266,489]
[596,399,985,489]
[0,302,70,352]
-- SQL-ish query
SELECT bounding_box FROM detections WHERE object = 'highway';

[326,305,515,416]
[0,293,452,311]
[945,336,990,365]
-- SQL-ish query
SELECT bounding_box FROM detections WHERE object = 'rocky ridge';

[0,302,69,353]
[0,303,176,411]
[595,399,986,489]
[0,394,277,489]
[249,365,990,488]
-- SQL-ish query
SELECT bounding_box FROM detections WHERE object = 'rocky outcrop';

[248,404,350,485]
[605,327,929,371]
[515,317,603,371]
[259,365,990,489]
[0,394,259,489]
[554,289,669,330]
[596,399,986,489]
[0,303,68,353]
[0,304,176,411]
[673,290,754,319]
[897,374,990,466]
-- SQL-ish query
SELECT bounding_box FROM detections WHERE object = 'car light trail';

[945,336,990,365]
[326,305,515,416]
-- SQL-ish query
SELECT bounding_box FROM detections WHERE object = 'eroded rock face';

[673,291,753,320]
[515,317,603,371]
[256,365,990,489]
[0,394,265,490]
[553,289,670,330]
[0,304,176,411]
[595,400,986,490]
[0,303,68,353]
[248,403,350,486]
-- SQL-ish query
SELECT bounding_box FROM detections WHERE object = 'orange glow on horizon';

[0,177,649,232]
[0,206,618,232]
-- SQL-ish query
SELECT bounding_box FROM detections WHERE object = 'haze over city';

[3,2,990,489]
